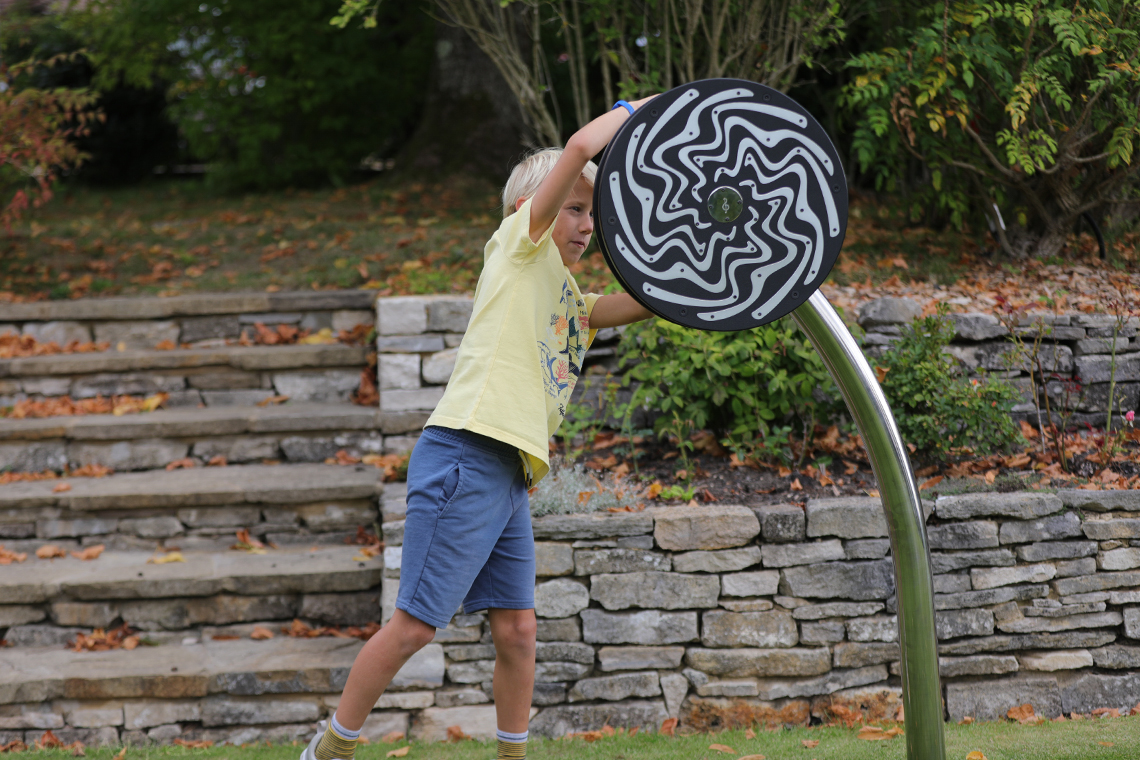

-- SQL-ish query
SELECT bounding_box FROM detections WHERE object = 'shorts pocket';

[438,461,462,511]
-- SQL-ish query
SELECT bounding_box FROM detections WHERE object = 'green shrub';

[878,310,1023,461]
[72,0,432,189]
[616,317,838,466]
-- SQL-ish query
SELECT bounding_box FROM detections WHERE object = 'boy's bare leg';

[489,608,537,733]
[334,610,437,730]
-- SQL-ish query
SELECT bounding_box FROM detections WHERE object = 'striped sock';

[315,715,359,760]
[496,729,527,759]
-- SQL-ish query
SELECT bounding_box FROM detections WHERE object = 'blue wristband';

[612,100,634,115]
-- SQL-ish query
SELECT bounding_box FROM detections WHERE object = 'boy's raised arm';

[527,96,656,243]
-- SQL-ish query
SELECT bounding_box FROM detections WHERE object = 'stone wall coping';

[0,291,376,323]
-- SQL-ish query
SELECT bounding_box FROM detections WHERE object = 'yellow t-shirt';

[426,198,599,485]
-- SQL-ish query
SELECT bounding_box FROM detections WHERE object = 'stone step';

[0,462,381,511]
[0,290,375,322]
[1,545,381,607]
[0,402,377,443]
[1,403,389,474]
[0,634,372,705]
[0,344,368,380]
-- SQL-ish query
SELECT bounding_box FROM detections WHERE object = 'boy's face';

[551,177,594,267]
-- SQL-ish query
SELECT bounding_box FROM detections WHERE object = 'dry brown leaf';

[256,394,290,407]
[0,740,28,753]
[802,739,820,748]
[0,545,28,565]
[36,545,67,559]
[380,731,405,744]
[659,717,678,737]
[147,551,184,564]
[919,475,944,491]
[875,365,889,383]
[984,468,998,484]
[71,545,104,561]
[52,482,72,492]
[154,340,176,350]
[250,626,274,640]
[386,747,409,758]
[1098,742,1115,747]
[790,477,803,491]
[959,716,975,725]
[709,744,737,754]
[207,455,228,467]
[1007,704,1036,723]
[445,725,471,742]
[738,755,766,760]
[34,730,64,750]
[165,457,196,471]
[966,752,988,760]
[744,728,756,740]
[172,739,214,749]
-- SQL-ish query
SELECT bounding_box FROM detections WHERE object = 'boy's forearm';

[589,293,654,329]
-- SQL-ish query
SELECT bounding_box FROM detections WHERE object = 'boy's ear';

[516,196,527,212]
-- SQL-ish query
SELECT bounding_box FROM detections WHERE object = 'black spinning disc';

[594,79,847,331]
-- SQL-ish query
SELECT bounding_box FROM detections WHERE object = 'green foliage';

[617,317,837,465]
[843,1,1140,253]
[878,309,1023,461]
[69,0,432,189]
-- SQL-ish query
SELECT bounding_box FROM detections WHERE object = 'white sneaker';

[299,721,327,760]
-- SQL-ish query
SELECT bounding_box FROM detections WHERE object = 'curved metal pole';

[791,291,946,760]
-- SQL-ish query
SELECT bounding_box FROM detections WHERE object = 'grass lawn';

[5,175,1135,305]
[26,718,1140,760]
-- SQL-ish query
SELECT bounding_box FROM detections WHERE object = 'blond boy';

[302,96,655,760]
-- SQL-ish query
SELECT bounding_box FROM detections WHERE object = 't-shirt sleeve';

[584,292,602,349]
[504,197,557,263]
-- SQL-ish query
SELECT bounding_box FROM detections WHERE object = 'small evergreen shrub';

[616,317,838,465]
[878,309,1023,461]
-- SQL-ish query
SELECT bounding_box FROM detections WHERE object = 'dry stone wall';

[370,489,1140,734]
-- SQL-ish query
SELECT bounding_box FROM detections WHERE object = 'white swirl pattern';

[607,86,841,324]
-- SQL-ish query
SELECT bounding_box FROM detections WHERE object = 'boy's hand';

[528,95,659,243]
[590,293,654,329]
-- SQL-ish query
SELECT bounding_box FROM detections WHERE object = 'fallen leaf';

[445,725,470,742]
[207,455,227,467]
[966,753,988,760]
[919,475,943,491]
[256,395,291,407]
[172,739,214,749]
[659,717,678,737]
[738,755,766,760]
[745,728,756,740]
[0,546,28,565]
[645,481,664,499]
[36,545,67,559]
[165,458,196,471]
[381,732,405,744]
[709,744,737,754]
[250,626,275,640]
[386,747,409,758]
[984,468,998,484]
[35,730,64,750]
[1098,742,1115,747]
[959,716,974,725]
[71,545,104,561]
[790,477,803,491]
[147,551,184,564]
[802,739,820,748]
[154,339,176,351]
[52,482,72,492]
[1007,704,1036,723]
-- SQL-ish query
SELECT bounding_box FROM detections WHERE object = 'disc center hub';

[707,186,743,223]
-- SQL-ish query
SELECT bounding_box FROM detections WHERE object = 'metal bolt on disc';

[594,78,848,331]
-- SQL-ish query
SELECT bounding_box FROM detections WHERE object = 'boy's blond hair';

[502,148,598,219]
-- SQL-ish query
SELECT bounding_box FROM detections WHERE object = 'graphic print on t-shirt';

[538,279,589,416]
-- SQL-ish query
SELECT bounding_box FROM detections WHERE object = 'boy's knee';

[492,610,537,653]
[390,610,437,654]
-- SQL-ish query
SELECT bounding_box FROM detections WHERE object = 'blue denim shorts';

[395,426,535,629]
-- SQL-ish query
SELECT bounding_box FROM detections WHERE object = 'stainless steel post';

[791,290,946,760]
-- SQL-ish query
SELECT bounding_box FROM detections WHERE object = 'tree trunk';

[397,22,529,183]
